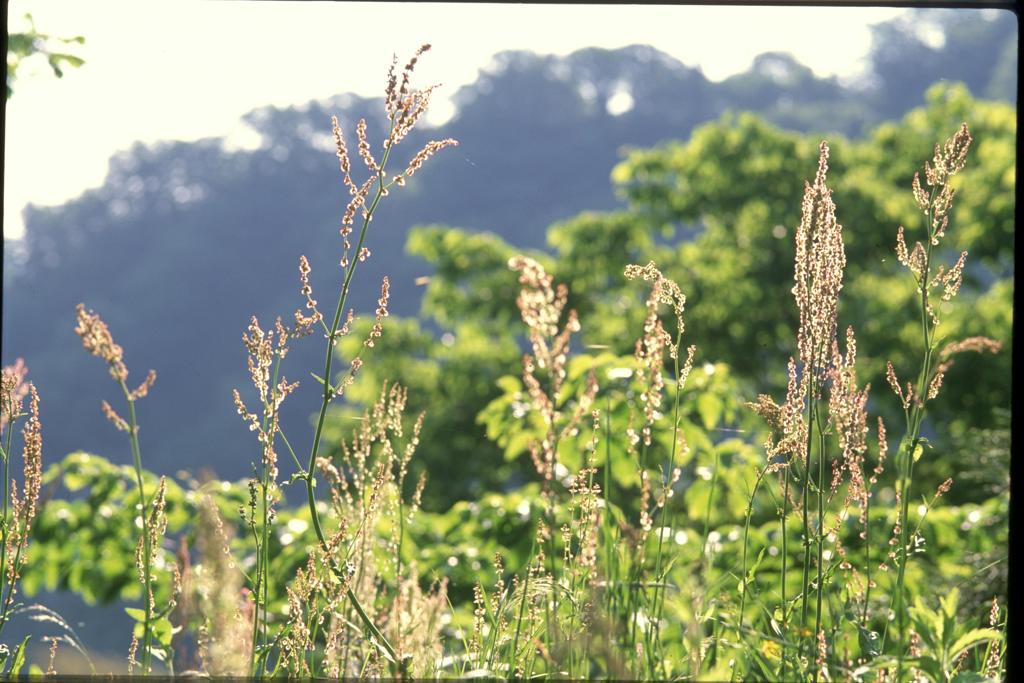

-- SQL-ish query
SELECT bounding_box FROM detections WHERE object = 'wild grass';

[0,47,1008,681]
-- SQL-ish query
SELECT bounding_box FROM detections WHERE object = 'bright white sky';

[4,2,909,241]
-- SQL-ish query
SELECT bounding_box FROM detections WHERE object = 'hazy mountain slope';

[3,11,1016,482]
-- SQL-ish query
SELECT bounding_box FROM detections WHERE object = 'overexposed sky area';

[4,2,910,241]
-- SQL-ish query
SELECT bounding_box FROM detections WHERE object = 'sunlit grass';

[0,47,1008,681]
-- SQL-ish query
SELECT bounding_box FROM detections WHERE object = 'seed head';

[927,360,953,400]
[355,118,379,175]
[793,142,845,378]
[75,304,128,382]
[332,115,352,183]
[911,173,929,212]
[748,394,783,432]
[940,336,1002,360]
[20,384,43,526]
[828,327,869,506]
[401,138,458,180]
[886,361,909,410]
[1,359,30,432]
[294,256,323,336]
[129,369,157,401]
[101,400,130,432]
[871,417,887,485]
[364,276,390,348]
[940,251,967,301]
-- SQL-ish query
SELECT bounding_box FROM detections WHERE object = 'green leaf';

[494,375,521,394]
[748,644,777,679]
[503,431,534,462]
[746,547,766,583]
[909,655,943,680]
[857,624,881,658]
[51,52,85,67]
[63,469,89,491]
[696,393,722,430]
[152,616,176,647]
[949,628,1002,660]
[124,606,147,622]
[940,587,961,619]
[910,598,942,651]
[310,372,337,394]
[9,636,30,676]
[46,56,65,78]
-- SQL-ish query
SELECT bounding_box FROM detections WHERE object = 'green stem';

[251,354,282,677]
[248,532,262,676]
[300,118,399,667]
[779,464,790,680]
[862,483,872,626]
[305,181,384,543]
[813,402,827,682]
[894,184,940,679]
[648,329,686,667]
[0,422,12,634]
[510,535,537,677]
[277,426,303,473]
[602,394,614,622]
[394,454,409,663]
[0,527,26,635]
[483,577,509,673]
[701,449,720,565]
[626,441,650,652]
[692,439,720,676]
[738,466,770,638]
[305,117,396,540]
[120,381,153,674]
[800,370,817,659]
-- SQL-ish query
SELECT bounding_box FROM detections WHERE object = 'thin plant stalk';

[0,526,25,634]
[602,394,614,620]
[893,276,933,676]
[779,464,790,679]
[510,534,537,676]
[248,350,284,677]
[880,126,978,675]
[737,465,770,637]
[800,372,817,660]
[625,440,650,653]
[886,178,943,675]
[862,447,877,626]
[813,401,827,682]
[0,407,22,633]
[74,307,160,673]
[647,326,686,668]
[119,378,154,674]
[0,419,13,633]
[302,119,400,665]
[691,437,720,676]
[701,449,720,564]
[305,119,395,537]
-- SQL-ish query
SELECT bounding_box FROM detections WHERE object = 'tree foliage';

[5,12,85,98]
[338,84,1012,510]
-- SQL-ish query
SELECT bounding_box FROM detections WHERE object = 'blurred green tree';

[5,12,85,98]
[612,82,1013,434]
[325,83,1013,510]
